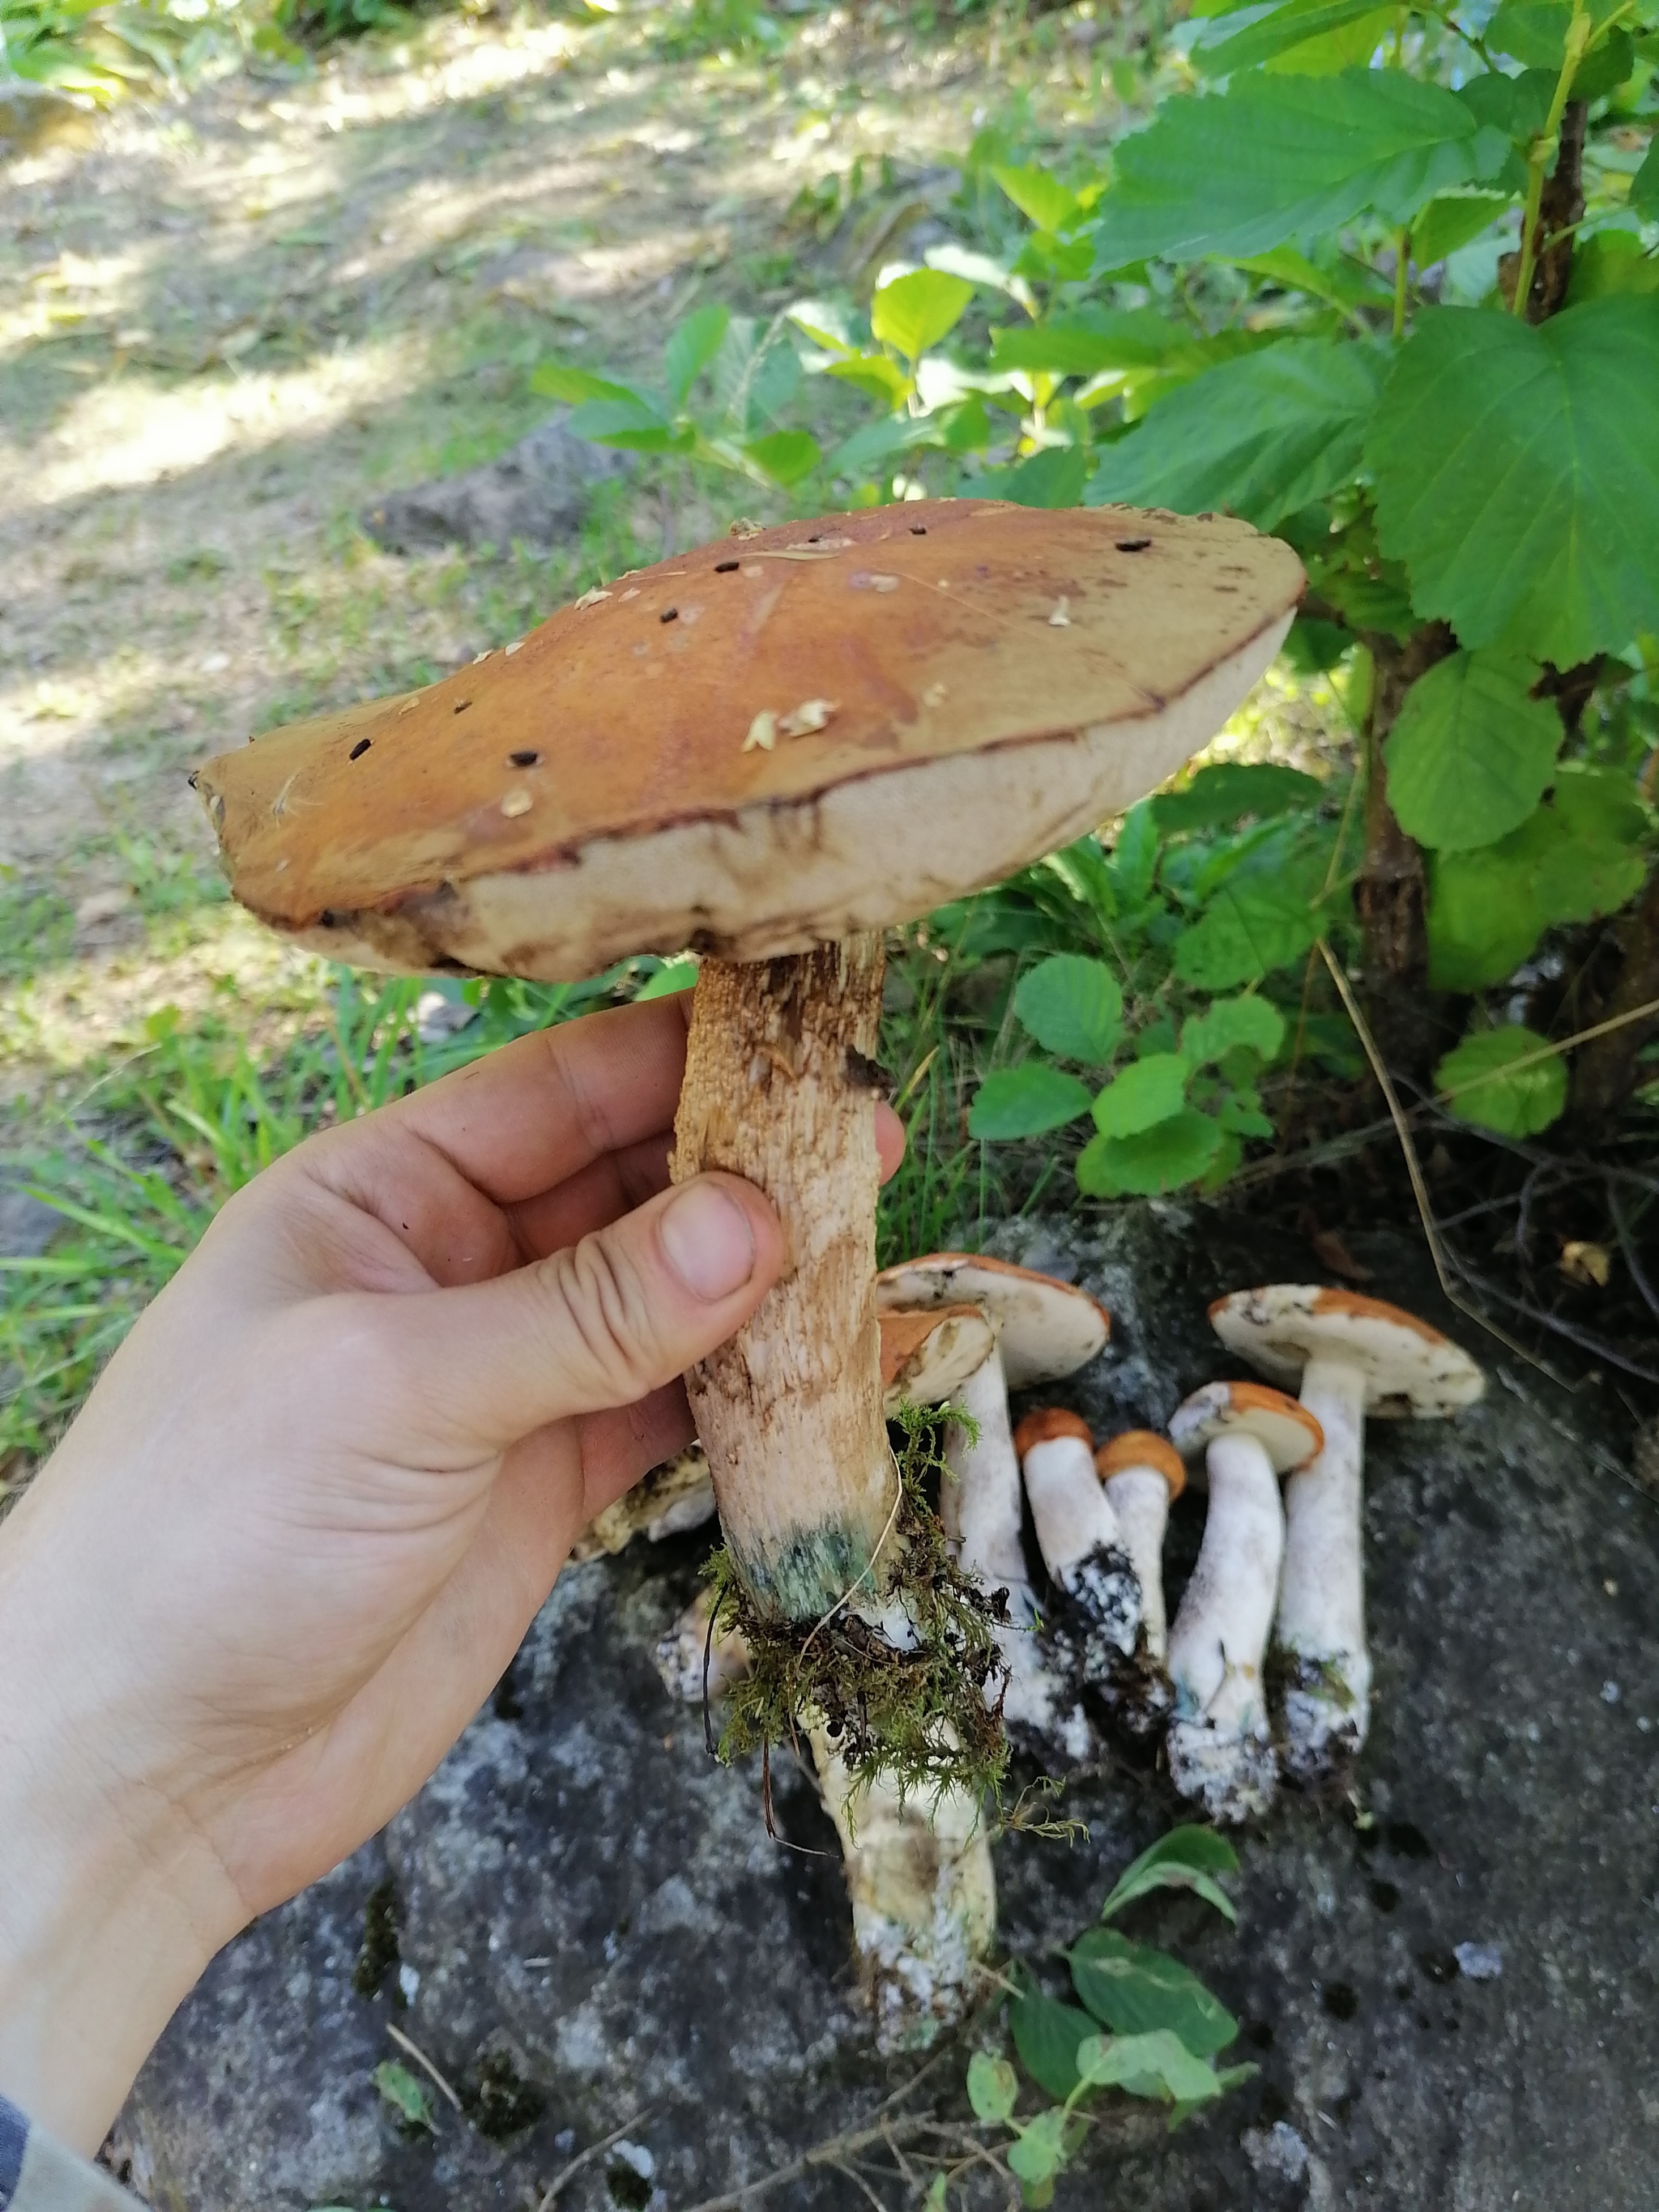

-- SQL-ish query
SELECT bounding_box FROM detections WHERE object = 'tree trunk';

[1355,622,1456,1071]
[1568,865,1659,1129]
[672,936,897,1622]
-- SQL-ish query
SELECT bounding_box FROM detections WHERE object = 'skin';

[0,991,903,2152]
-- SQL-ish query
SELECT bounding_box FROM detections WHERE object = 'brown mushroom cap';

[194,501,1303,980]
[1012,1406,1095,1457]
[1169,1379,1324,1475]
[1208,1285,1486,1418]
[1094,1429,1186,1502]
[880,1303,996,1409]
[875,1251,1111,1390]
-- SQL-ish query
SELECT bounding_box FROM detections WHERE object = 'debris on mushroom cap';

[875,1251,1110,1390]
[1095,1429,1186,1501]
[193,501,1304,982]
[879,1303,996,1410]
[1012,1407,1094,1455]
[1208,1285,1486,1418]
[1170,1379,1324,1474]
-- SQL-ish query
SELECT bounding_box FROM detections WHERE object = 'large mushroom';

[194,498,1302,1783]
[1208,1285,1486,1785]
[875,1253,1114,1767]
[1165,1380,1324,1825]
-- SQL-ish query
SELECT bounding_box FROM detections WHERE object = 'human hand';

[0,991,902,2146]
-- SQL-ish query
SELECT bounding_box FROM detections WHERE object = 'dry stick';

[536,2110,654,2210]
[1315,941,1548,1375]
[383,2023,463,2114]
[675,2115,945,2212]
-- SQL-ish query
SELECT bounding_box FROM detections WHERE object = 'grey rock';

[362,416,633,556]
[119,1204,1659,2210]
[0,1174,61,1259]
[1453,1941,1504,1982]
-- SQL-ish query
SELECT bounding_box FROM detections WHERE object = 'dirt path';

[0,11,1100,982]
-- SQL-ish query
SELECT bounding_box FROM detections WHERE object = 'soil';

[112,1201,1659,2211]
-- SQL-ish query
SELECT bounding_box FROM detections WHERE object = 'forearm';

[0,1511,245,2151]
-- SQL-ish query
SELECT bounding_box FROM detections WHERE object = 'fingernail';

[659,1180,757,1302]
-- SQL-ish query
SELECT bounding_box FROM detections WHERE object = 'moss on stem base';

[705,1405,1011,1807]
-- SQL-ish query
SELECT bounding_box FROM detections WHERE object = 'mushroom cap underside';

[1095,1428,1186,1501]
[194,500,1303,981]
[1209,1284,1486,1417]
[880,1303,995,1408]
[874,1250,1111,1389]
[1170,1379,1324,1475]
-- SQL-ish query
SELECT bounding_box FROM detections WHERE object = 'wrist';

[0,1507,248,2151]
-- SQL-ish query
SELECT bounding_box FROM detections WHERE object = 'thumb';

[389,1171,783,1450]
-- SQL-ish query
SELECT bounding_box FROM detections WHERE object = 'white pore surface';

[1166,1430,1285,1733]
[1022,1433,1123,1587]
[1277,1355,1372,1744]
[1103,1464,1174,1661]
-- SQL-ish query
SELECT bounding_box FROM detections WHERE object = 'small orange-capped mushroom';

[1094,1430,1186,1503]
[1013,1406,1094,1456]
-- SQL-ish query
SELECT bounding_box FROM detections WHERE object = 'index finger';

[380,990,694,1206]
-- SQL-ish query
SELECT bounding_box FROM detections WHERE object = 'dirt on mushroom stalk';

[0,2,1080,1109]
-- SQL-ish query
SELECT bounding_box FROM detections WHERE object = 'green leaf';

[663,303,731,408]
[1453,67,1554,142]
[1181,995,1286,1069]
[1010,1975,1096,2100]
[996,445,1090,509]
[373,2061,435,2129]
[1173,875,1325,991]
[1566,232,1659,308]
[1383,650,1563,853]
[1091,1054,1188,1137]
[1367,298,1659,667]
[1099,1825,1239,1924]
[1090,69,1506,266]
[530,362,642,407]
[1111,800,1161,906]
[1154,763,1324,833]
[1071,1929,1240,2056]
[742,430,821,485]
[1086,339,1386,532]
[633,956,699,1001]
[993,163,1081,233]
[1570,27,1635,101]
[1013,954,1126,1063]
[989,309,1180,377]
[967,2050,1020,2124]
[565,399,686,452]
[1553,762,1650,846]
[1533,833,1647,925]
[970,1064,1095,1140]
[1076,1110,1224,1196]
[1007,2108,1069,2189]
[1075,2028,1226,2105]
[1435,1025,1567,1136]
[1427,808,1579,988]
[1193,0,1397,77]
[1486,0,1575,65]
[1410,191,1515,268]
[1633,140,1659,223]
[870,270,975,362]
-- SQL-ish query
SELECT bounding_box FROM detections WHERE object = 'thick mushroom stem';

[1165,1432,1284,1824]
[945,1354,1094,1767]
[1014,1411,1142,1683]
[809,1726,996,2053]
[672,936,897,1622]
[1276,1355,1371,1779]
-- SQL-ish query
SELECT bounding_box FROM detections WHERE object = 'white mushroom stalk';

[876,1254,1114,1771]
[1209,1285,1486,1787]
[1092,1430,1188,1737]
[1165,1382,1324,1826]
[1012,1408,1143,1692]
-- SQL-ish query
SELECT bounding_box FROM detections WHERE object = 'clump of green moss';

[706,1402,1009,1807]
[352,1876,401,2000]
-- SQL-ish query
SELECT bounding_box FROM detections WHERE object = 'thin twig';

[537,2110,653,2210]
[384,2023,463,2112]
[831,2156,889,2210]
[675,2114,949,2212]
[1608,1183,1659,1323]
[1315,941,1551,1375]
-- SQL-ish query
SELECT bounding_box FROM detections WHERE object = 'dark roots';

[705,1403,1011,1808]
